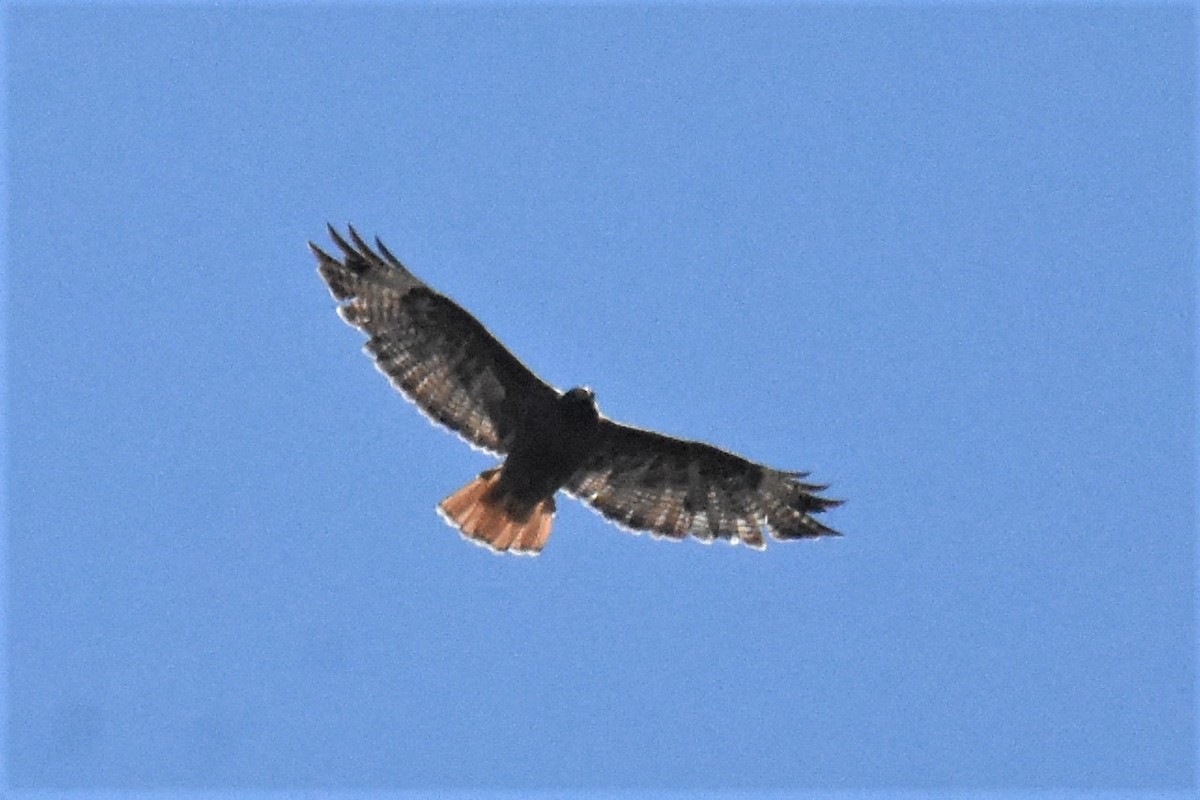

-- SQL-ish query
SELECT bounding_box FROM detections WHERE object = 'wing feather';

[566,419,841,548]
[313,225,559,454]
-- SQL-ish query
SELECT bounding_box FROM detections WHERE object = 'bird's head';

[561,386,599,425]
[563,386,595,404]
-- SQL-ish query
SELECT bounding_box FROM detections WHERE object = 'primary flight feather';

[312,225,842,555]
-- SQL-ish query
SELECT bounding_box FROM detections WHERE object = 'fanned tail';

[437,468,556,555]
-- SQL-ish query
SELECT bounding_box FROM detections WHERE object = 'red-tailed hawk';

[313,225,842,555]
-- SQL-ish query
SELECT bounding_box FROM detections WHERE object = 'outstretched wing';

[313,225,559,454]
[565,419,841,549]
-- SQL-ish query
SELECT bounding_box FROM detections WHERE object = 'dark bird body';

[313,225,842,555]
[494,387,601,510]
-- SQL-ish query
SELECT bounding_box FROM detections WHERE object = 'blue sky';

[3,3,1194,796]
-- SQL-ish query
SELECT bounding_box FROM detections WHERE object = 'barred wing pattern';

[312,225,559,454]
[566,419,842,549]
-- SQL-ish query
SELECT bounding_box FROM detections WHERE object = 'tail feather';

[490,518,521,552]
[520,504,554,552]
[438,469,556,556]
[439,472,490,522]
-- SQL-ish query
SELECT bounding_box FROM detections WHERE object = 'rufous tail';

[437,468,556,555]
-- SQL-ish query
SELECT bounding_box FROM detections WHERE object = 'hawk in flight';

[313,225,842,555]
